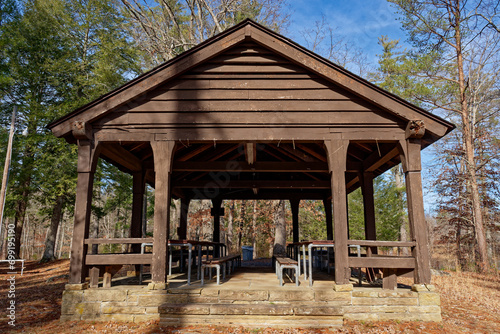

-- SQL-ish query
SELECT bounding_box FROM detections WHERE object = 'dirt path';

[0,260,498,333]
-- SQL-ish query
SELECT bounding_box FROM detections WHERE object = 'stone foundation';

[60,284,441,327]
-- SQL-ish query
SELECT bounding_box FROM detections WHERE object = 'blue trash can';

[242,246,253,261]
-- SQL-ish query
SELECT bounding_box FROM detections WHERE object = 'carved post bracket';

[406,120,425,139]
[72,121,93,140]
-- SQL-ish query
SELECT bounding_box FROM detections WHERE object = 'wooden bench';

[275,256,300,286]
[201,254,241,285]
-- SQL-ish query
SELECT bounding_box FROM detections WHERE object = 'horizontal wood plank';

[85,254,153,265]
[347,240,416,247]
[99,144,142,172]
[192,64,305,74]
[84,238,154,244]
[172,161,329,172]
[209,54,287,64]
[128,100,373,112]
[106,112,394,127]
[150,89,351,101]
[172,180,331,189]
[349,256,416,269]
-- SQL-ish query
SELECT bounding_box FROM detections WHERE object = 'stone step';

[159,303,344,316]
[159,303,344,328]
[160,314,343,328]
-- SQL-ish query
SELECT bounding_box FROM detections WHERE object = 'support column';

[290,199,300,243]
[324,139,350,284]
[211,198,222,243]
[211,198,223,257]
[69,140,100,284]
[131,171,145,253]
[177,197,190,240]
[151,140,175,284]
[400,121,431,284]
[360,172,377,245]
[323,198,333,240]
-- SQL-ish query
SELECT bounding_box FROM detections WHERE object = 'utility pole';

[0,106,16,258]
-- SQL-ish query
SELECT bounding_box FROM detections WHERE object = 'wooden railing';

[347,240,416,269]
[84,238,154,265]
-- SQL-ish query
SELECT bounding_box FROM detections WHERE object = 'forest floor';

[0,259,499,333]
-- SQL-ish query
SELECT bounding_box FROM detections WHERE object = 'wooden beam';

[86,254,152,265]
[100,144,142,172]
[278,144,317,162]
[346,144,401,190]
[187,189,328,200]
[347,240,416,247]
[173,180,330,189]
[362,145,400,172]
[178,144,213,161]
[296,143,327,162]
[349,256,415,269]
[84,238,154,244]
[173,161,329,172]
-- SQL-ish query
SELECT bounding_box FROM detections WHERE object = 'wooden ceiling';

[98,140,401,200]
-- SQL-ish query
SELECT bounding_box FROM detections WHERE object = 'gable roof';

[48,19,454,142]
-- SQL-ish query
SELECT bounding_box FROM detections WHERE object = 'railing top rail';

[347,240,416,247]
[84,238,154,244]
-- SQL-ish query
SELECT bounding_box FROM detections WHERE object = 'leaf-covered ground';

[0,260,499,333]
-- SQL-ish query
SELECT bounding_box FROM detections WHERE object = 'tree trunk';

[273,200,286,256]
[237,201,245,251]
[227,201,234,253]
[454,7,489,271]
[58,218,66,259]
[41,196,64,262]
[14,180,31,258]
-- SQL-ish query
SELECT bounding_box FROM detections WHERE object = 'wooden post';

[89,267,99,288]
[323,198,333,240]
[178,197,190,239]
[212,198,222,243]
[69,140,100,284]
[290,199,300,243]
[360,171,377,252]
[131,171,145,252]
[324,139,350,284]
[401,121,431,284]
[150,140,175,284]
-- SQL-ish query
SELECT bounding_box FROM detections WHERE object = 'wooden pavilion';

[48,19,454,291]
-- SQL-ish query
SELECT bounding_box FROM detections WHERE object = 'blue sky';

[286,0,407,65]
[285,1,439,212]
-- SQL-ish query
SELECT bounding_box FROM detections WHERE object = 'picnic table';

[140,239,227,285]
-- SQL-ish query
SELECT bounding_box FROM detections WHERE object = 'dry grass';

[1,260,499,333]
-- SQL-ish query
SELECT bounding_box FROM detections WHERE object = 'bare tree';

[390,0,500,271]
[299,14,369,76]
[121,0,290,68]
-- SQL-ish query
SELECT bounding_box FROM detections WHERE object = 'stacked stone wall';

[60,283,441,326]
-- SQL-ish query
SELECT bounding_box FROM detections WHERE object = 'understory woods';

[0,0,499,273]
